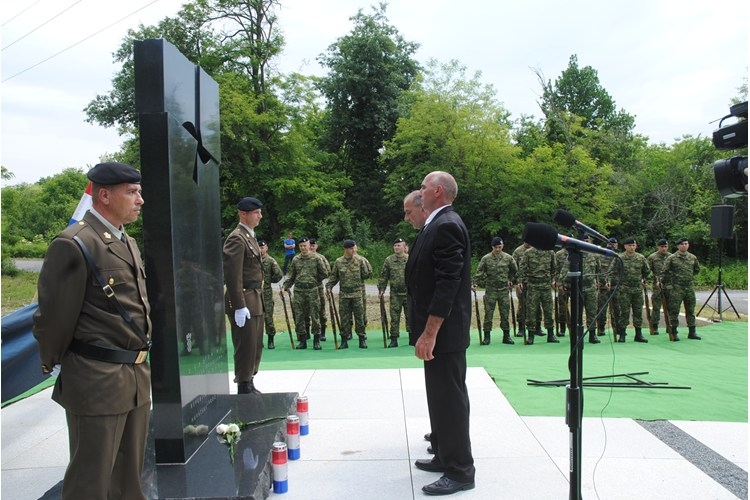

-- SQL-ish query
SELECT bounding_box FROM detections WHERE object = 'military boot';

[687,326,701,340]
[296,337,308,349]
[597,327,606,336]
[588,330,601,344]
[267,335,275,350]
[502,330,514,345]
[651,326,659,335]
[616,330,626,343]
[358,337,368,349]
[249,378,262,394]
[526,331,535,345]
[481,331,491,345]
[237,382,251,394]
[546,328,559,343]
[535,323,544,336]
[634,327,648,343]
[388,337,398,348]
[320,324,327,342]
[516,326,525,338]
[313,334,322,350]
[672,327,680,342]
[339,338,349,349]
[557,324,566,337]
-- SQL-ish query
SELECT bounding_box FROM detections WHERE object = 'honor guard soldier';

[283,237,329,349]
[259,239,283,349]
[647,239,670,335]
[473,237,517,345]
[33,162,152,500]
[379,237,410,347]
[658,237,701,341]
[609,237,650,342]
[327,239,373,348]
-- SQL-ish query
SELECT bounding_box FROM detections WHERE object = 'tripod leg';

[696,286,719,316]
[719,286,742,319]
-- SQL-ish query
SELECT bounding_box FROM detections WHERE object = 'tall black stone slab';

[134,38,228,464]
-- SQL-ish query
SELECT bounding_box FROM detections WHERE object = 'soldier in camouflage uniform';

[473,237,517,345]
[596,238,619,336]
[309,238,331,341]
[378,237,409,347]
[327,239,373,349]
[646,239,670,335]
[283,237,329,350]
[512,242,531,337]
[609,237,650,343]
[658,237,701,341]
[556,235,602,344]
[259,240,283,349]
[517,245,558,344]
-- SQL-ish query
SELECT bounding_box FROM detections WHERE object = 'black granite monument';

[134,39,297,499]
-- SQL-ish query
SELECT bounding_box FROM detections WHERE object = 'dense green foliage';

[1,1,747,267]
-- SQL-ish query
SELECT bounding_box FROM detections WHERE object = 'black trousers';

[424,350,475,483]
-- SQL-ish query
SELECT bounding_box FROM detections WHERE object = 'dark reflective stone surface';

[135,38,226,464]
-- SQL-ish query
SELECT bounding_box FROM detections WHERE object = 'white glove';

[50,364,61,377]
[234,307,251,328]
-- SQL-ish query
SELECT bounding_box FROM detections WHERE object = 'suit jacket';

[33,211,152,415]
[406,206,472,353]
[223,224,264,316]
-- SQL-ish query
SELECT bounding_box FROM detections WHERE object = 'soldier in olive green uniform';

[378,237,409,347]
[517,245,558,344]
[327,239,373,349]
[647,239,670,335]
[556,236,602,344]
[609,237,650,343]
[512,242,531,337]
[259,240,283,349]
[473,237,517,345]
[658,237,701,341]
[309,238,331,341]
[596,238,619,336]
[283,237,329,349]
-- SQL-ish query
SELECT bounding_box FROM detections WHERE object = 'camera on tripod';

[712,101,747,198]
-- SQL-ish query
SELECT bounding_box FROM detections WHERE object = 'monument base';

[40,392,298,500]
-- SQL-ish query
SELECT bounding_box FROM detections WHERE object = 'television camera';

[712,101,747,198]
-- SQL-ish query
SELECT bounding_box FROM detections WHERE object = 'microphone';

[554,209,610,245]
[523,222,617,257]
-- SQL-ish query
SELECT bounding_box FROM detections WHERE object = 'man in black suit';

[406,171,476,495]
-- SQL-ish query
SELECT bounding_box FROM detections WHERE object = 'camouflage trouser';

[665,285,696,328]
[339,294,366,339]
[516,289,526,331]
[649,285,665,329]
[389,293,408,338]
[262,288,276,336]
[524,284,553,331]
[293,288,320,340]
[581,285,598,333]
[597,287,619,332]
[616,285,644,331]
[483,288,511,332]
[304,286,328,335]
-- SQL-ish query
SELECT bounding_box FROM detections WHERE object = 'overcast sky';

[1,0,747,185]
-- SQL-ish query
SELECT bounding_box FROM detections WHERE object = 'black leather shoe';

[414,459,446,473]
[427,446,434,454]
[424,432,431,441]
[422,476,475,495]
[249,379,262,394]
[237,382,251,394]
[268,337,275,350]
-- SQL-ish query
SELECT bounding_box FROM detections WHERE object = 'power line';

[1,0,45,28]
[2,0,84,51]
[2,0,162,83]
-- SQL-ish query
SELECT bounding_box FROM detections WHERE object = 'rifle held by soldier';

[509,284,517,337]
[326,289,339,349]
[280,289,296,350]
[379,293,389,348]
[329,289,343,346]
[643,284,655,334]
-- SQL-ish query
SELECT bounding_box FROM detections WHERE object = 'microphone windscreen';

[522,222,558,250]
[554,209,576,228]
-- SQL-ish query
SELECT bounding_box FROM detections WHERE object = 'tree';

[316,2,421,233]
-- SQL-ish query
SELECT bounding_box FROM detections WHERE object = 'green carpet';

[257,321,748,423]
[8,323,746,423]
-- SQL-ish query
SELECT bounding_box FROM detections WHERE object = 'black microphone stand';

[565,241,584,500]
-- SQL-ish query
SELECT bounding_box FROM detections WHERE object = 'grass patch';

[1,270,39,316]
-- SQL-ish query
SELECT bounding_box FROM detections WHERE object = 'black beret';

[309,238,317,244]
[236,197,263,211]
[298,237,309,243]
[608,237,618,244]
[657,239,668,246]
[394,238,405,244]
[343,239,356,248]
[491,237,503,246]
[677,237,689,244]
[87,162,141,185]
[257,239,267,247]
[623,237,636,245]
